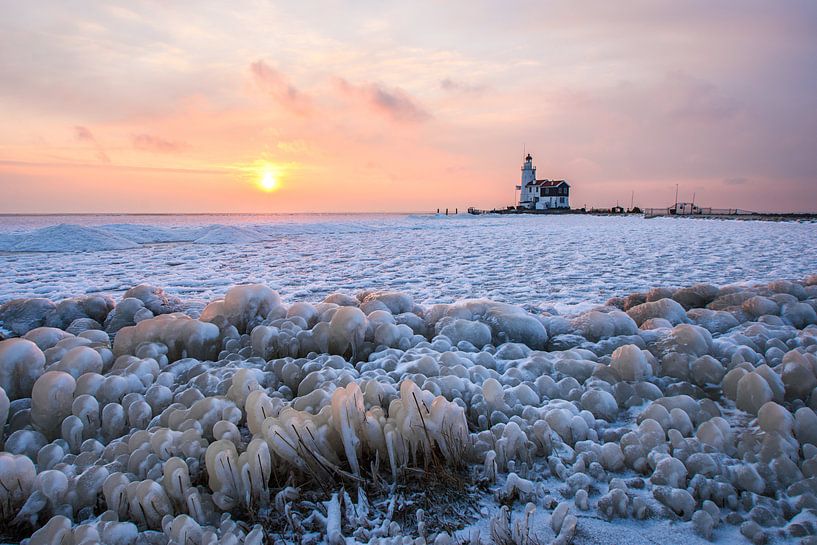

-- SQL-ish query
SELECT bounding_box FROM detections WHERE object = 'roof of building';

[529,179,569,187]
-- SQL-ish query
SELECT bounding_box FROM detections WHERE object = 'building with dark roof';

[515,154,570,210]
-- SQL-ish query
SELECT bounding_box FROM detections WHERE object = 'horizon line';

[1,208,816,216]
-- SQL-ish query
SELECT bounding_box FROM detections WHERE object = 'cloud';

[0,159,223,175]
[250,60,311,115]
[440,78,485,94]
[74,126,94,141]
[663,72,740,122]
[132,133,185,153]
[723,177,750,186]
[334,77,430,122]
[73,125,110,163]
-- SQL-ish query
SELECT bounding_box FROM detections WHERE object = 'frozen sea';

[1,213,815,313]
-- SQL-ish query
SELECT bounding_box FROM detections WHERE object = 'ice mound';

[99,224,198,244]
[0,224,139,253]
[192,225,267,244]
[0,276,815,544]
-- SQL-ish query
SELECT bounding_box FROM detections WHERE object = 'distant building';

[669,202,701,215]
[515,154,570,210]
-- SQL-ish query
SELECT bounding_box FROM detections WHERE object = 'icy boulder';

[736,372,774,415]
[650,456,688,488]
[201,284,282,333]
[430,299,547,348]
[689,355,725,387]
[570,310,638,342]
[31,371,76,440]
[781,350,817,401]
[104,297,150,336]
[781,302,817,328]
[438,319,492,348]
[113,314,221,361]
[580,389,618,421]
[655,324,714,357]
[672,283,719,310]
[0,452,36,517]
[23,327,73,351]
[686,308,739,334]
[742,296,780,318]
[610,344,652,381]
[65,318,102,336]
[359,290,415,315]
[0,338,46,399]
[481,302,548,349]
[327,306,368,359]
[627,298,687,327]
[123,285,183,315]
[757,401,793,436]
[47,346,104,378]
[795,407,817,446]
[0,298,57,337]
[43,295,114,330]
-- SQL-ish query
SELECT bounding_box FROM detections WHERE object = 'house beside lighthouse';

[515,154,570,210]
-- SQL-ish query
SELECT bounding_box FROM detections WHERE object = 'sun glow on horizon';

[233,159,286,194]
[259,169,278,192]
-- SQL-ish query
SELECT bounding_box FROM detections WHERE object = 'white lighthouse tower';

[517,153,536,207]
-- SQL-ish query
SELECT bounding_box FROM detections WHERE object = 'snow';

[0,214,815,309]
[0,224,139,253]
[0,214,816,544]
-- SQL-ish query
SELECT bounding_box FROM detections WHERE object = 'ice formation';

[0,277,814,543]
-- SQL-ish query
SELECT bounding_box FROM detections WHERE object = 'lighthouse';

[516,153,571,210]
[521,153,536,186]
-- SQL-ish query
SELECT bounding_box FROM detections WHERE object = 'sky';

[1,1,816,213]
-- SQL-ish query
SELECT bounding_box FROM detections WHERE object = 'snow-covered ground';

[0,214,816,545]
[1,214,815,312]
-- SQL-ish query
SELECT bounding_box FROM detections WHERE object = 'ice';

[193,225,267,244]
[1,214,815,309]
[0,214,816,544]
[0,224,139,253]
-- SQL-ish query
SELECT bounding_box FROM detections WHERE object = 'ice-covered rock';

[689,355,725,387]
[610,344,652,381]
[0,338,46,400]
[201,284,281,333]
[736,372,774,415]
[0,298,57,336]
[438,319,491,348]
[627,298,687,326]
[123,284,183,316]
[113,314,220,362]
[650,456,687,488]
[580,389,618,421]
[692,510,715,540]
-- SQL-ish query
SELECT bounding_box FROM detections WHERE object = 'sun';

[259,170,278,192]
[232,159,291,193]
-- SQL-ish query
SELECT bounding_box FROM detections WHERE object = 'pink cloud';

[334,77,430,122]
[73,125,110,163]
[132,133,185,153]
[250,60,311,115]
